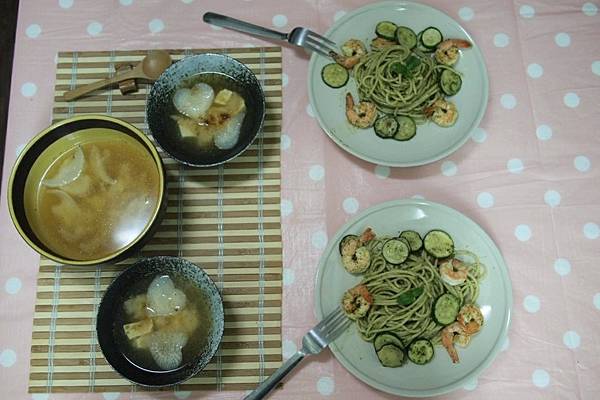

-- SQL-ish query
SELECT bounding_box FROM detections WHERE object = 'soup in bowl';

[147,53,266,167]
[96,256,224,386]
[8,115,166,266]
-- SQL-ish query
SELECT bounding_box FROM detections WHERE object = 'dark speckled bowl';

[147,53,266,167]
[97,256,224,387]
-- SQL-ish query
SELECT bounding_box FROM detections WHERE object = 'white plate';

[314,199,512,397]
[307,1,489,167]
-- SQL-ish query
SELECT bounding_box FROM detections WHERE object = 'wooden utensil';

[62,50,172,101]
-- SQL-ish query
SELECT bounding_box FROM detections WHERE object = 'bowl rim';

[7,114,166,266]
[147,52,266,168]
[96,256,225,387]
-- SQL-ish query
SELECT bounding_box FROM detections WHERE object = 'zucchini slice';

[374,332,404,351]
[382,238,410,265]
[375,21,398,41]
[321,63,349,88]
[339,234,358,256]
[374,115,399,139]
[399,230,423,252]
[376,344,406,367]
[440,69,462,96]
[433,293,461,325]
[416,31,435,53]
[423,230,454,258]
[408,339,434,365]
[393,116,417,141]
[395,26,417,49]
[420,27,443,49]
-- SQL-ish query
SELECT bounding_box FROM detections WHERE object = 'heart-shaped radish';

[172,82,214,119]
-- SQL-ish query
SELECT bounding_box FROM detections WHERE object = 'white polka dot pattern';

[4,277,22,294]
[441,161,457,176]
[563,331,581,349]
[555,32,571,47]
[458,7,474,21]
[494,33,510,47]
[532,369,550,388]
[524,295,540,313]
[515,224,532,241]
[583,222,599,239]
[26,24,42,38]
[520,5,535,18]
[0,349,16,367]
[554,258,571,276]
[342,197,359,214]
[87,21,103,36]
[317,376,335,395]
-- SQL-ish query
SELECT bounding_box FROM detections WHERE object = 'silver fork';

[203,12,338,57]
[243,307,351,400]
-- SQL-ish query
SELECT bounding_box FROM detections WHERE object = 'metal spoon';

[63,50,172,101]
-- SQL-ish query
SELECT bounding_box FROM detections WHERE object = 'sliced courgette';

[339,234,358,256]
[374,115,399,139]
[375,21,398,41]
[321,63,349,88]
[416,31,435,53]
[399,230,423,252]
[423,230,454,258]
[393,116,417,141]
[433,293,461,325]
[395,26,417,49]
[374,332,404,351]
[407,338,434,365]
[376,344,406,367]
[440,69,462,96]
[420,27,443,49]
[382,238,410,265]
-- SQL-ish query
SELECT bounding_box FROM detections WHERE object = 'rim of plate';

[307,1,490,167]
[314,199,512,397]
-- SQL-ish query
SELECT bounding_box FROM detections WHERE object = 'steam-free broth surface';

[116,274,213,371]
[27,130,160,260]
[168,72,248,154]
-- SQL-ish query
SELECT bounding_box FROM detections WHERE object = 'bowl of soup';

[8,115,166,266]
[96,256,224,386]
[147,53,266,167]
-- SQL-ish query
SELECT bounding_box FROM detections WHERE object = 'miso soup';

[115,274,213,371]
[25,129,160,261]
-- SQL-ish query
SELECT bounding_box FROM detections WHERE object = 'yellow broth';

[26,130,160,261]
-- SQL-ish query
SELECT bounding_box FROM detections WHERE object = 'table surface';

[1,1,599,399]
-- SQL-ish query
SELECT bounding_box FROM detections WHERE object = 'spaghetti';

[352,236,485,346]
[353,45,455,123]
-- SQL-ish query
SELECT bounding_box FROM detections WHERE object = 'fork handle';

[203,12,287,42]
[243,351,305,400]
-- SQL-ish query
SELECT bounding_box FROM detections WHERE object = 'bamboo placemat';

[29,47,283,394]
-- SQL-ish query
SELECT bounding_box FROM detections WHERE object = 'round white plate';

[314,199,512,397]
[307,1,489,167]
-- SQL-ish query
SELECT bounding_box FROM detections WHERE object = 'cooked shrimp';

[359,227,376,244]
[457,304,484,335]
[424,99,458,127]
[439,258,468,286]
[371,37,395,50]
[342,246,371,273]
[330,39,367,69]
[441,322,465,363]
[435,39,472,66]
[346,93,377,128]
[454,331,471,347]
[341,284,373,320]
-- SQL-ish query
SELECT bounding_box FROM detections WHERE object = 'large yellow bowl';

[8,115,166,266]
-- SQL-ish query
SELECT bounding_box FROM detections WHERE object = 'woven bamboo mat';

[28,47,283,394]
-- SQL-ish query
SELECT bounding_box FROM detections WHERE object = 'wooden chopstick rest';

[115,63,139,95]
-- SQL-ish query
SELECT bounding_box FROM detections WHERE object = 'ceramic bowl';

[147,53,266,167]
[96,256,225,387]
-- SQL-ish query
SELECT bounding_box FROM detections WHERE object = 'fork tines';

[306,30,338,57]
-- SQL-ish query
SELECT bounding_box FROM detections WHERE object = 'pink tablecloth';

[1,0,599,399]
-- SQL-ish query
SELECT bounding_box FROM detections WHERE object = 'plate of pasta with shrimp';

[314,199,512,397]
[307,1,489,167]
